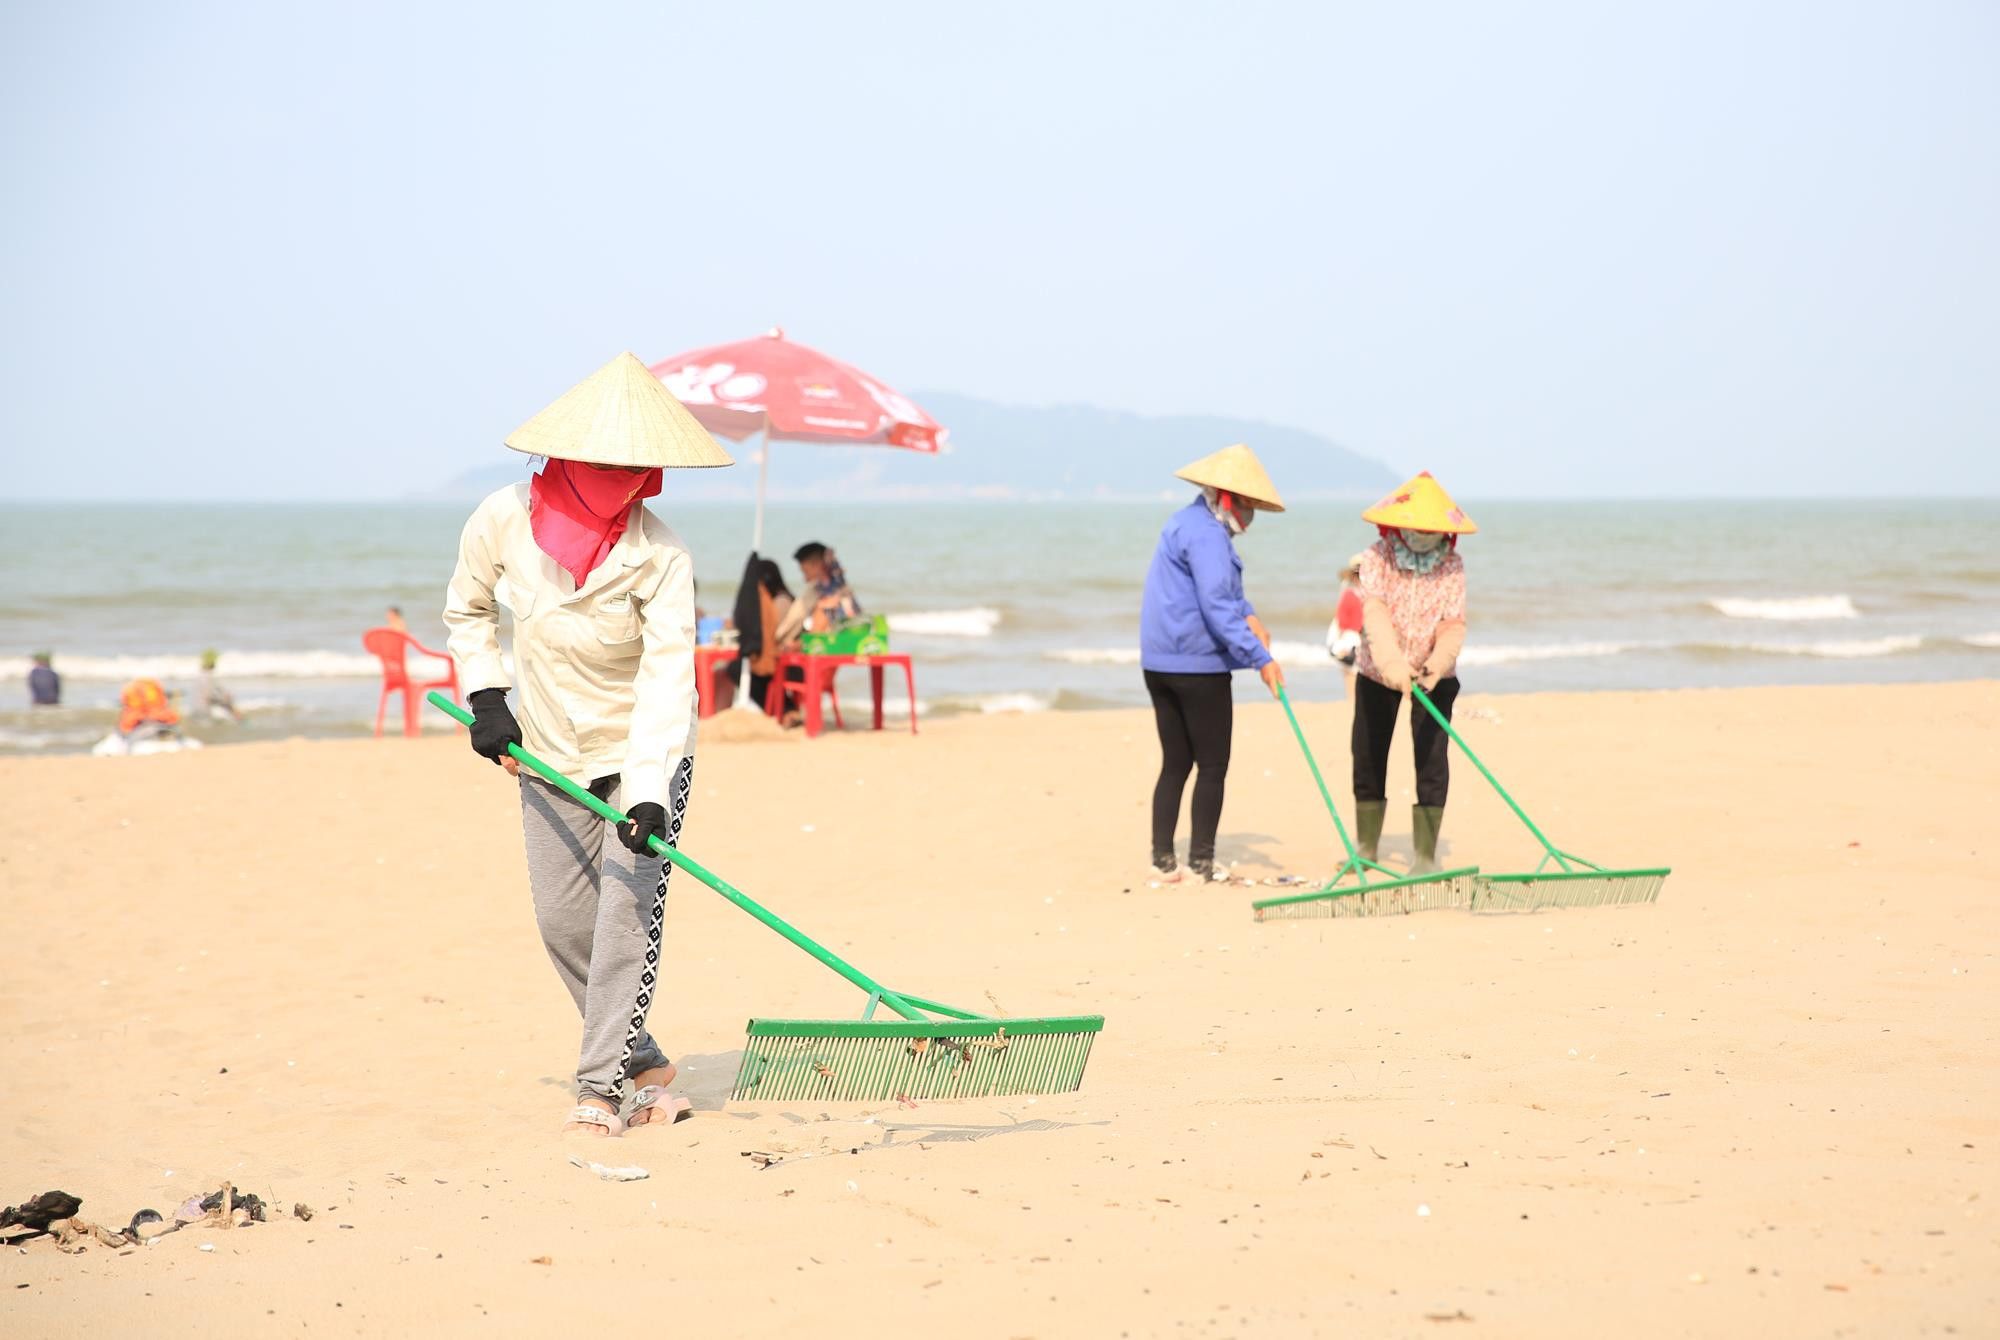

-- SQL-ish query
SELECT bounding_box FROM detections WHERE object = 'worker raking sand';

[1350,470,1477,874]
[442,351,734,1138]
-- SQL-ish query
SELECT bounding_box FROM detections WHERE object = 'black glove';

[619,802,668,856]
[467,688,521,764]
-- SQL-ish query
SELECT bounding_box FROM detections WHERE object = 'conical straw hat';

[505,352,735,469]
[1173,443,1285,512]
[1360,471,1476,534]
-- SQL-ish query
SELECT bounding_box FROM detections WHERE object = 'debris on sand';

[567,1156,649,1182]
[126,1210,172,1241]
[200,1184,270,1223]
[1,1191,82,1238]
[6,1182,287,1256]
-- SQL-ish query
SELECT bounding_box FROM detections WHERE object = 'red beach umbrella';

[649,327,944,549]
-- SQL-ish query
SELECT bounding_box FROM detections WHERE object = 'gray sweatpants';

[518,761,694,1107]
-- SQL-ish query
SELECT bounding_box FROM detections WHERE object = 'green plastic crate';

[801,614,891,656]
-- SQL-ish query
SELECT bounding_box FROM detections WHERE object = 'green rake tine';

[1254,863,1481,911]
[1255,685,1477,918]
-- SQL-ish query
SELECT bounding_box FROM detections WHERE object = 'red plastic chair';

[766,652,917,738]
[362,628,459,738]
[765,653,845,730]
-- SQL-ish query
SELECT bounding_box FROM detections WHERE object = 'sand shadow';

[1212,830,1286,870]
[535,1048,745,1114]
[743,1116,1110,1168]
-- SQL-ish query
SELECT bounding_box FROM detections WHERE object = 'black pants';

[1145,669,1233,868]
[1351,674,1459,807]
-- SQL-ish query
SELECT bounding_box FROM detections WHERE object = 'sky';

[2,1,1996,501]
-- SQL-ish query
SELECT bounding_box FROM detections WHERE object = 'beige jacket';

[443,483,697,807]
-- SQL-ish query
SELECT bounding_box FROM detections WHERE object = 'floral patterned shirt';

[1353,539,1467,685]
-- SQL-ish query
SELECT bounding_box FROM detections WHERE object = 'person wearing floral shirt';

[1350,472,1477,875]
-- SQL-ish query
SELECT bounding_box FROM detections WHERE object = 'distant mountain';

[434,393,1397,501]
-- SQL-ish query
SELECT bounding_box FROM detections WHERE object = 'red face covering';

[529,459,664,588]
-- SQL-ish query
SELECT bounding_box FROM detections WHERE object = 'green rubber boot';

[1354,801,1387,863]
[1411,805,1445,875]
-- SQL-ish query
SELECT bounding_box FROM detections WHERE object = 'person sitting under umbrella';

[775,540,861,646]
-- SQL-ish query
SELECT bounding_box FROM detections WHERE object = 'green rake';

[1252,685,1480,921]
[429,693,1102,1101]
[1407,685,1669,911]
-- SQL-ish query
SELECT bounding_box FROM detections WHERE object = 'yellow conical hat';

[505,352,735,468]
[1173,443,1285,512]
[1360,471,1476,534]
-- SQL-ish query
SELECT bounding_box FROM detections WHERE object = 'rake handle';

[1275,685,1363,863]
[427,691,928,1022]
[1407,683,1570,870]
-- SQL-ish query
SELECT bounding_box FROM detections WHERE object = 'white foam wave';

[1268,640,1337,667]
[1045,647,1143,666]
[1457,641,1636,667]
[1744,635,1923,659]
[1709,595,1859,622]
[915,691,1054,716]
[0,651,384,681]
[0,726,103,750]
[1965,632,2000,649]
[1047,640,1638,672]
[1047,641,1343,669]
[888,608,1001,637]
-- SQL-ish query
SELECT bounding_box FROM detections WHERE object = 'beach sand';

[2,682,1995,1337]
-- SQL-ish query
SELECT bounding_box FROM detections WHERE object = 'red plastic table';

[766,652,917,739]
[694,646,739,719]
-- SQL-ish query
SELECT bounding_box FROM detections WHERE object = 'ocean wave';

[1742,635,1924,659]
[1046,640,1638,671]
[0,725,106,750]
[1458,641,1637,667]
[0,650,383,680]
[926,691,1055,715]
[1966,632,2000,649]
[1708,594,1859,621]
[888,607,1002,637]
[1045,647,1143,666]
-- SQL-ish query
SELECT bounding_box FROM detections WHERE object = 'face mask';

[1401,529,1443,553]
[1203,487,1247,536]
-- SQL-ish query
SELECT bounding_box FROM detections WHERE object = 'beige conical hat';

[1173,443,1285,512]
[505,352,735,468]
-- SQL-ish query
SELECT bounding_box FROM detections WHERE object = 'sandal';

[563,1103,625,1137]
[627,1085,692,1128]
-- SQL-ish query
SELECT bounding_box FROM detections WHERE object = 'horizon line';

[7,492,2000,506]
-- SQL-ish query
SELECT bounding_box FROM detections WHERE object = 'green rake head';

[1472,867,1669,913]
[424,691,1107,1106]
[732,1015,1103,1102]
[1253,866,1481,920]
[1259,686,1482,922]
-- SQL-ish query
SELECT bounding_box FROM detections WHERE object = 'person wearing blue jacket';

[1140,444,1286,882]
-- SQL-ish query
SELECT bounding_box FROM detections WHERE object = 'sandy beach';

[2,680,1995,1337]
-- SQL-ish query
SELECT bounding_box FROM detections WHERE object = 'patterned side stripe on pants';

[611,755,694,1103]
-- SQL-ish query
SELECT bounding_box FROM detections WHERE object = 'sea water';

[3,497,1995,755]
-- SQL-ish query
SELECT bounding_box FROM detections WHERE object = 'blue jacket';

[1140,497,1271,674]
